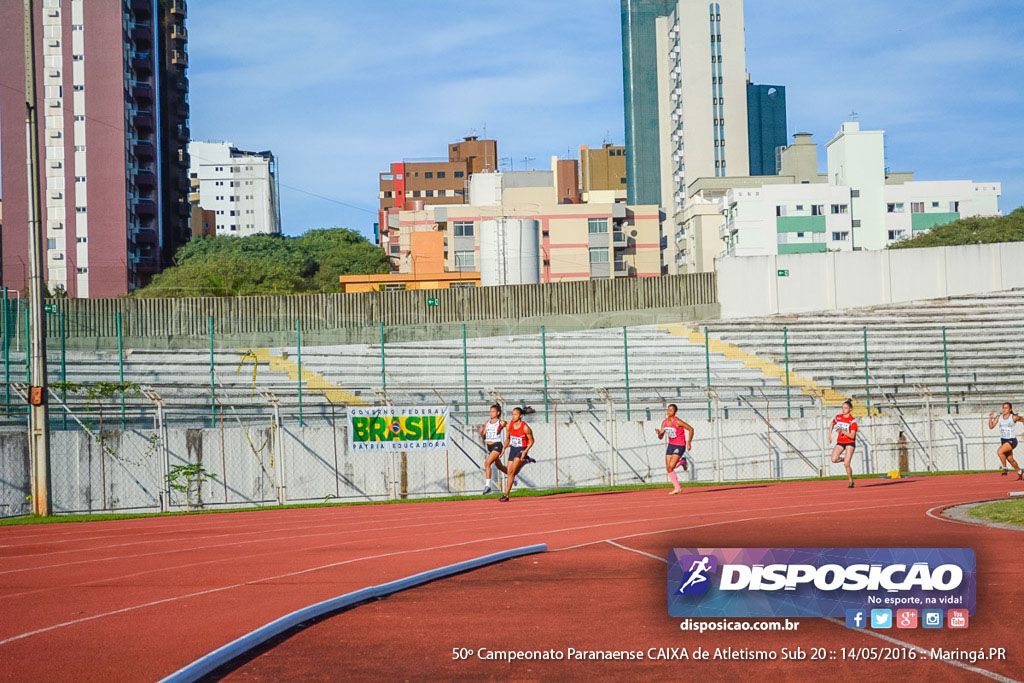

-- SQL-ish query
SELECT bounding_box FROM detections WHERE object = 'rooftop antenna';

[482,122,487,139]
[522,156,536,171]
[849,110,859,121]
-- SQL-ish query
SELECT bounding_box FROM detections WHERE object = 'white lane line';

[600,541,1019,683]
[605,540,666,562]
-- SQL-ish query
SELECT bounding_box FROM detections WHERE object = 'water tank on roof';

[479,219,540,287]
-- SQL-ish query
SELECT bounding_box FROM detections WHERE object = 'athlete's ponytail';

[490,404,502,416]
[843,398,853,409]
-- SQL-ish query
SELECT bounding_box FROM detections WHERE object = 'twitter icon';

[870,609,893,629]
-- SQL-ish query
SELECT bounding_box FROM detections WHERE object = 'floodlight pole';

[24,0,52,516]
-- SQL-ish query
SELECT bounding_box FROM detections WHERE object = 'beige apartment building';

[381,158,663,284]
[579,143,627,200]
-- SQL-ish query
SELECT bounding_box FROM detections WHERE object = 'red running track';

[0,474,1020,682]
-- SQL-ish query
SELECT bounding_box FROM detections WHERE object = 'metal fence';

[0,386,1012,518]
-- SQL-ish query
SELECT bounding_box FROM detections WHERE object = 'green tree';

[889,207,1024,249]
[135,228,390,297]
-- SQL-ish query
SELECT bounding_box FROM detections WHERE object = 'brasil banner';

[348,406,448,452]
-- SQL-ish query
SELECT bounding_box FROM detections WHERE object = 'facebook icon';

[845,609,867,629]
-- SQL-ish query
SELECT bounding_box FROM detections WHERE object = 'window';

[73,85,84,92]
[75,176,86,183]
[795,205,804,211]
[932,201,940,208]
[832,231,850,241]
[389,244,400,254]
[453,221,474,237]
[229,210,236,216]
[796,232,805,238]
[851,219,862,227]
[47,239,57,250]
[75,207,86,213]
[437,171,446,179]
[911,202,925,214]
[811,205,824,216]
[74,145,85,151]
[74,115,85,121]
[424,172,433,179]
[76,237,87,243]
[72,24,83,31]
[888,230,906,241]
[587,218,609,234]
[77,267,87,274]
[73,54,83,61]
[424,190,434,197]
[589,247,609,263]
[454,251,475,269]
[851,190,860,198]
[775,205,782,217]
[831,204,848,214]
[886,203,903,213]
[454,171,464,178]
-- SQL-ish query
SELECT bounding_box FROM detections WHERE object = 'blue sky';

[5,1,1018,238]
[187,0,1023,239]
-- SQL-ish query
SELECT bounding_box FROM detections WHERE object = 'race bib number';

[664,427,677,439]
[510,436,524,448]
[1002,426,1015,439]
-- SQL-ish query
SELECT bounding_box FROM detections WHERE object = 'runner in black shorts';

[989,403,1023,479]
[500,407,535,502]
[479,404,508,495]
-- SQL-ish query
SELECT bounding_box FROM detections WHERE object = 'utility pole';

[23,0,52,516]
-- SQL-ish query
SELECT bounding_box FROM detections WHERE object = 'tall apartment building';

[0,0,191,297]
[621,0,750,210]
[579,143,627,199]
[746,83,787,176]
[188,141,281,237]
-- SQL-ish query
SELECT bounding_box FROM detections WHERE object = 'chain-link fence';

[0,387,1013,518]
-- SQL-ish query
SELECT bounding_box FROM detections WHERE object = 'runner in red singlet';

[500,407,535,502]
[829,399,858,489]
[655,404,694,495]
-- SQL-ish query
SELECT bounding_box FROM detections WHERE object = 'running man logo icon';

[677,554,718,596]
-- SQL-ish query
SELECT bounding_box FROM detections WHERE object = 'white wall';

[717,241,1024,318]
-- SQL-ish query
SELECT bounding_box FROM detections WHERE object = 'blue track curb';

[160,543,548,682]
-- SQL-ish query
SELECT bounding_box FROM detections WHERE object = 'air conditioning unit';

[51,253,65,261]
[49,160,62,169]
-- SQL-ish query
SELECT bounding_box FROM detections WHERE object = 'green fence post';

[379,322,386,390]
[623,326,631,421]
[297,318,303,427]
[117,311,125,429]
[541,325,549,423]
[3,287,8,414]
[24,306,30,415]
[942,326,951,414]
[704,326,712,420]
[862,326,871,417]
[784,327,791,418]
[208,315,215,428]
[462,323,469,424]
[60,312,66,430]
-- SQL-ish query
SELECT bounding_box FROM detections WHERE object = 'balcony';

[135,197,157,218]
[171,50,188,67]
[130,0,151,16]
[133,139,155,160]
[130,25,153,46]
[132,111,154,131]
[134,168,156,188]
[131,52,152,73]
[130,81,153,102]
[612,231,627,248]
[614,260,628,275]
[171,25,187,42]
[169,0,187,18]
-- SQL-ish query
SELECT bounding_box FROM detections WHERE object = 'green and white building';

[719,122,1001,257]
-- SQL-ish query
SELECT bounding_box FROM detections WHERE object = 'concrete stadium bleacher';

[4,290,1021,429]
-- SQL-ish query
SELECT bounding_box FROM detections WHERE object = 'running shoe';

[1001,469,1008,476]
[669,488,683,495]
[1018,472,1023,481]
[499,495,510,502]
[679,457,689,471]
[848,481,855,488]
[482,485,492,495]
[523,455,537,465]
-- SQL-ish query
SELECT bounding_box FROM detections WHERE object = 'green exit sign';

[777,269,790,277]
[426,297,439,307]
[44,304,58,313]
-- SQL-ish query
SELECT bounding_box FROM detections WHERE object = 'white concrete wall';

[717,241,1024,318]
